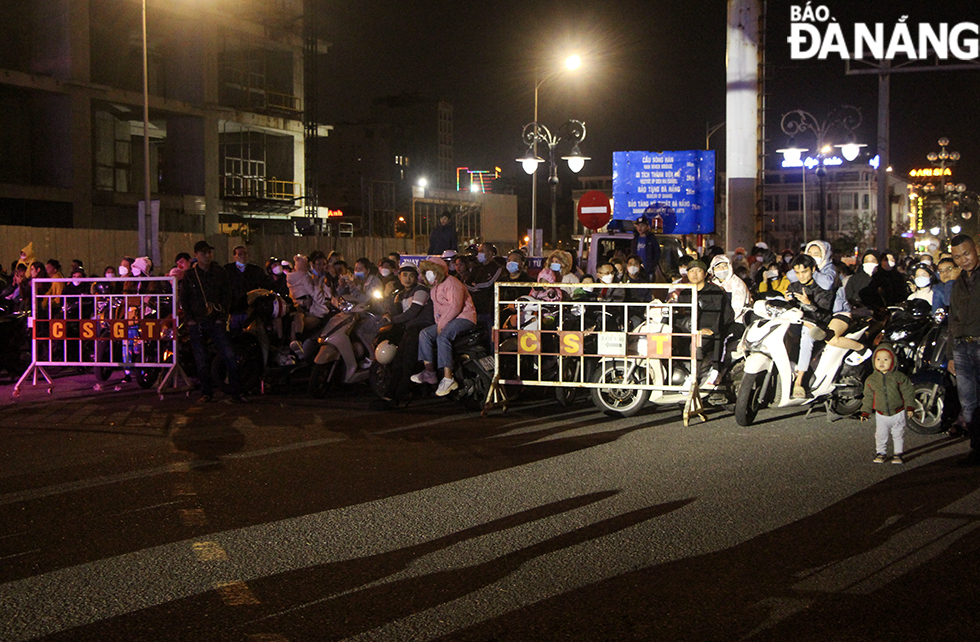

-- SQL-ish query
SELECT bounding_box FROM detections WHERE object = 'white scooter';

[734,297,873,426]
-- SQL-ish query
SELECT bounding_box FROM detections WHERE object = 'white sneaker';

[289,340,305,359]
[702,368,719,386]
[411,370,438,385]
[435,377,459,397]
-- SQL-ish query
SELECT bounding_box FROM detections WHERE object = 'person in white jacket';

[708,254,750,324]
[286,254,332,357]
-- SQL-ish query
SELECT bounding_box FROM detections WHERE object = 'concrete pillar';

[725,0,759,252]
[71,93,94,227]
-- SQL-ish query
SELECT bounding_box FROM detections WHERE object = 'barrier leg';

[482,368,509,416]
[683,379,707,426]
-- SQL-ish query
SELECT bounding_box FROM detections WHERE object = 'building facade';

[762,163,908,252]
[0,0,330,239]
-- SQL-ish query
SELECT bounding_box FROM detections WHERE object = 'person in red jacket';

[411,257,477,396]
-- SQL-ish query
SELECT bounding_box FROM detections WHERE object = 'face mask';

[354,271,365,280]
[714,269,730,281]
[105,272,115,279]
[783,255,793,264]
[582,285,595,293]
[272,265,282,275]
[131,267,142,277]
[425,270,437,284]
[118,265,129,276]
[477,253,486,263]
[862,262,877,275]
[310,267,319,276]
[765,269,778,280]
[235,261,246,270]
[380,268,391,278]
[921,258,933,265]
[627,265,640,276]
[71,279,81,287]
[506,261,520,274]
[550,263,561,273]
[679,267,688,276]
[735,254,744,261]
[914,276,931,289]
[600,274,614,284]
[885,258,895,268]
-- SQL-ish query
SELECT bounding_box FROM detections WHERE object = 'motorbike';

[589,305,743,418]
[735,297,874,426]
[0,309,30,379]
[307,300,385,398]
[903,306,958,434]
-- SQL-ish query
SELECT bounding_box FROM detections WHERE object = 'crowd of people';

[1,212,978,468]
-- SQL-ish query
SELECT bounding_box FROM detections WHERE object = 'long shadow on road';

[433,456,980,642]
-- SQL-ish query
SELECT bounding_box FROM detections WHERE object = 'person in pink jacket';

[410,257,477,396]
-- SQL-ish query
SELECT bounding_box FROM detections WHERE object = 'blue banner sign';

[612,150,715,234]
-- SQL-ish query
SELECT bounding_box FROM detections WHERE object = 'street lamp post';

[921,138,967,249]
[527,55,581,254]
[518,120,589,249]
[779,106,864,241]
[139,0,158,268]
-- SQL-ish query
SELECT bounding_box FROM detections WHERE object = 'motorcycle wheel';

[369,361,392,399]
[590,360,649,418]
[136,368,159,389]
[830,393,864,418]
[308,362,336,399]
[908,382,947,434]
[735,371,767,426]
[555,358,580,407]
[93,338,117,382]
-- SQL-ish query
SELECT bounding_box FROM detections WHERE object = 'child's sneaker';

[891,454,904,465]
[873,453,888,464]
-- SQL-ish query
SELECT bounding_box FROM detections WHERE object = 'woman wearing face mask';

[545,250,579,285]
[410,257,477,397]
[503,251,530,283]
[708,254,751,325]
[753,252,790,298]
[624,255,652,303]
[870,248,910,306]
[377,258,399,297]
[265,257,290,299]
[844,249,879,309]
[907,264,937,306]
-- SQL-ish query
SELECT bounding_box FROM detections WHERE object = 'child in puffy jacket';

[860,344,915,464]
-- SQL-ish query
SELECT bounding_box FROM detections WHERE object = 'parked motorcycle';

[589,306,742,417]
[735,297,874,426]
[307,300,385,398]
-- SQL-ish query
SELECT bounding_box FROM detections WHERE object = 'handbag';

[193,265,224,319]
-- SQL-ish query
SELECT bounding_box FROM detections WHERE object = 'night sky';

[317,0,980,190]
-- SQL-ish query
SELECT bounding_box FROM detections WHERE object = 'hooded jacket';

[804,240,849,313]
[708,254,750,323]
[860,344,915,418]
[421,258,477,331]
[870,249,910,306]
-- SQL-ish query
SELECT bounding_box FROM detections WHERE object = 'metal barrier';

[14,277,186,397]
[491,281,708,423]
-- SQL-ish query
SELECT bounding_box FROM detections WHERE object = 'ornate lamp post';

[920,138,971,248]
[779,106,864,240]
[517,119,589,249]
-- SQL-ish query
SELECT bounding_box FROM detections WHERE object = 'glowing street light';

[524,54,583,253]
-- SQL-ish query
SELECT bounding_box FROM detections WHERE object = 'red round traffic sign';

[577,190,611,230]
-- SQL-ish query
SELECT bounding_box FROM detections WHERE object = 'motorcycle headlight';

[889,330,908,342]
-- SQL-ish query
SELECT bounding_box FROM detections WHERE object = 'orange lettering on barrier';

[559,331,583,356]
[80,320,97,340]
[50,320,66,340]
[112,320,128,340]
[646,333,672,359]
[518,331,540,355]
[141,320,158,340]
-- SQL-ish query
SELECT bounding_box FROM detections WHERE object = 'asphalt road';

[0,371,978,641]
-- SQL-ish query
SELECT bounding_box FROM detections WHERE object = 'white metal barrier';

[14,277,185,396]
[491,281,708,422]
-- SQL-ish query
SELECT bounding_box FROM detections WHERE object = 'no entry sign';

[577,190,611,229]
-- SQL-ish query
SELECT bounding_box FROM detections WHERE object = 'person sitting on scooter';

[787,254,835,398]
[907,263,938,306]
[373,264,435,410]
[411,257,477,397]
[674,260,733,384]
[286,254,333,358]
